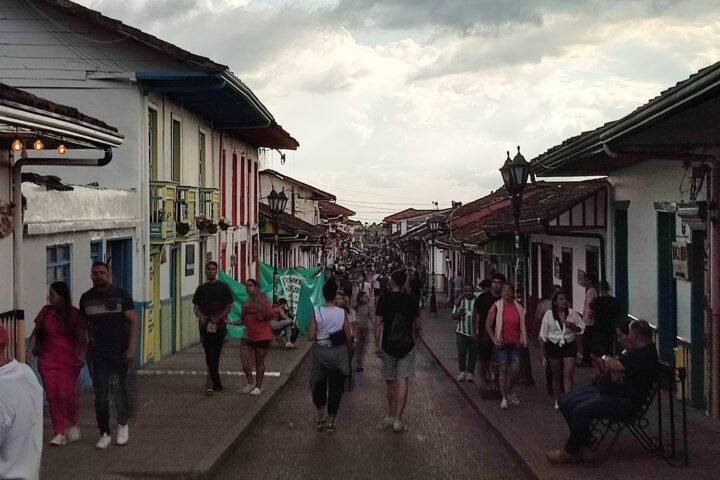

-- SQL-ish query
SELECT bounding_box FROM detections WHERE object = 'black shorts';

[545,340,577,360]
[242,339,271,350]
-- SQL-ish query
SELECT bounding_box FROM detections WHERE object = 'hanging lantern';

[11,139,23,152]
[57,144,67,155]
[33,139,44,150]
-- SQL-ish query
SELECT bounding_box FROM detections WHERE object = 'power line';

[338,198,434,206]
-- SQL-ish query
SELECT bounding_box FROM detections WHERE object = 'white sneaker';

[554,401,560,410]
[240,383,255,394]
[95,433,112,450]
[66,426,81,443]
[465,373,474,383]
[500,398,508,409]
[457,372,466,382]
[116,424,129,446]
[508,393,520,406]
[378,414,395,429]
[50,434,67,446]
[250,387,263,396]
[392,418,408,433]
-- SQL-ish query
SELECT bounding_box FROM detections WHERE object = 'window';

[148,108,158,181]
[171,118,182,183]
[90,241,103,265]
[198,131,206,188]
[47,245,71,287]
[185,244,195,276]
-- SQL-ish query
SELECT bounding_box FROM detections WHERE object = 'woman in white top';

[539,290,585,407]
[308,279,353,434]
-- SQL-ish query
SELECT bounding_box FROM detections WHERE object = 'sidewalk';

[419,307,720,480]
[39,338,311,480]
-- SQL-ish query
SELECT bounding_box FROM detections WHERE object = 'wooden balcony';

[175,186,199,240]
[199,187,221,235]
[150,181,177,242]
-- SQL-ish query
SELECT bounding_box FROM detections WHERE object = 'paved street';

[214,343,530,480]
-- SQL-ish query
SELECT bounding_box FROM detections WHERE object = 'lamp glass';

[11,139,23,151]
[267,187,281,213]
[57,144,67,155]
[33,139,44,150]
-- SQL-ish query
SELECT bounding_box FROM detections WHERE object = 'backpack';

[385,310,414,358]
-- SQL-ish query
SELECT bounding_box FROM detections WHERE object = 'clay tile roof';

[442,179,608,245]
[259,203,324,237]
[319,201,355,219]
[0,82,118,133]
[383,208,437,223]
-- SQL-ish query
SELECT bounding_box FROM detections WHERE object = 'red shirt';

[489,302,521,346]
[240,293,274,341]
[35,305,83,370]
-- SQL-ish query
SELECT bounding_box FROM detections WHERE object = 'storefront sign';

[672,241,689,280]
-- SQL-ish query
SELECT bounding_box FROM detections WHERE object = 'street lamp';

[500,146,533,386]
[499,146,530,293]
[427,215,440,314]
[268,186,289,304]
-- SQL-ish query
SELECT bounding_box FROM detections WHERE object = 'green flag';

[218,264,328,338]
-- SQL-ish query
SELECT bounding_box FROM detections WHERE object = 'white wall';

[611,160,701,342]
[530,234,602,312]
[259,174,317,225]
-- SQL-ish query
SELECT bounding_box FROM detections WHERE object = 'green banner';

[218,264,327,338]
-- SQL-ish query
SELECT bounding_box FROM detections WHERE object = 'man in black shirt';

[374,269,420,433]
[79,261,138,450]
[472,273,505,394]
[590,281,622,356]
[547,320,659,463]
[193,261,234,395]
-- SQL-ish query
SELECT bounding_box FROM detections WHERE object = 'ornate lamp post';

[499,146,531,293]
[500,146,532,385]
[427,215,440,314]
[268,186,289,304]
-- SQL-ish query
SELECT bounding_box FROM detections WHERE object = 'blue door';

[107,239,132,294]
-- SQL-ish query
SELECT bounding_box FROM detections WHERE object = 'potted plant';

[218,217,230,231]
[206,222,218,234]
[176,222,190,235]
[196,214,210,231]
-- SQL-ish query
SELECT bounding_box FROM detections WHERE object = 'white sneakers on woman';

[50,434,67,446]
[95,433,111,450]
[66,426,81,443]
[95,425,128,449]
[240,383,256,394]
[250,387,263,396]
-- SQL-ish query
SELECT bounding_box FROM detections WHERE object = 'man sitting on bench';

[547,319,659,463]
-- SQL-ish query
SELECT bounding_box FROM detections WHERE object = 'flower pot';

[219,221,230,231]
[206,223,218,234]
[176,222,190,235]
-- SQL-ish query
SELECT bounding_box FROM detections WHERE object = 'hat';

[0,324,8,345]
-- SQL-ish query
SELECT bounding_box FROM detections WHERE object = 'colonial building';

[531,61,720,416]
[0,83,124,361]
[1,0,297,365]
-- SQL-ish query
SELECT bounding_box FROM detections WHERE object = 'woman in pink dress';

[26,281,86,446]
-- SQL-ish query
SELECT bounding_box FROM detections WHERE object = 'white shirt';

[539,309,585,346]
[0,359,43,480]
[360,281,371,293]
[371,274,380,289]
[315,306,346,346]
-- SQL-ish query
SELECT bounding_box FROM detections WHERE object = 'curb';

[191,341,313,480]
[418,332,541,480]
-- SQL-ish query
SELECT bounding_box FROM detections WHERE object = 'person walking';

[539,290,584,409]
[453,285,478,382]
[192,261,234,395]
[472,273,505,395]
[79,261,138,449]
[271,299,298,349]
[228,278,274,396]
[374,269,420,432]
[535,285,562,397]
[26,282,85,446]
[352,290,373,372]
[0,324,44,480]
[485,283,528,409]
[308,279,353,434]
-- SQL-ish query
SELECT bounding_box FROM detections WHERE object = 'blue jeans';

[558,384,635,453]
[493,345,519,365]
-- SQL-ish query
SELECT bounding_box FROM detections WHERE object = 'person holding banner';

[228,279,275,396]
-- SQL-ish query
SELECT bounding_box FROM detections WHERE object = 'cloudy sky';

[77,0,720,222]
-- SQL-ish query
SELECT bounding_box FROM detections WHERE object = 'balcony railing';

[150,181,177,242]
[199,187,221,235]
[175,186,199,239]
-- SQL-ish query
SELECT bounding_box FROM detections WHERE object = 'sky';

[76,0,720,223]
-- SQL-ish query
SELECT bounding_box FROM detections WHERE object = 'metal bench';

[590,362,688,466]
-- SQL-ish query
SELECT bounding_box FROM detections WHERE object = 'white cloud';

[74,0,720,220]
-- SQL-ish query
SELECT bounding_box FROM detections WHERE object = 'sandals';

[325,421,336,434]
[314,414,327,431]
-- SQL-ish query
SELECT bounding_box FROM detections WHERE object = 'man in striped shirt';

[453,285,478,382]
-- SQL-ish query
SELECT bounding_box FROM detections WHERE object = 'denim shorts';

[382,348,416,379]
[493,345,519,365]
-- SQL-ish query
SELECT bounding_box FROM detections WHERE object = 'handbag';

[31,307,49,356]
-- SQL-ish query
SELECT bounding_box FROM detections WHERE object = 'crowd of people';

[0,257,660,478]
